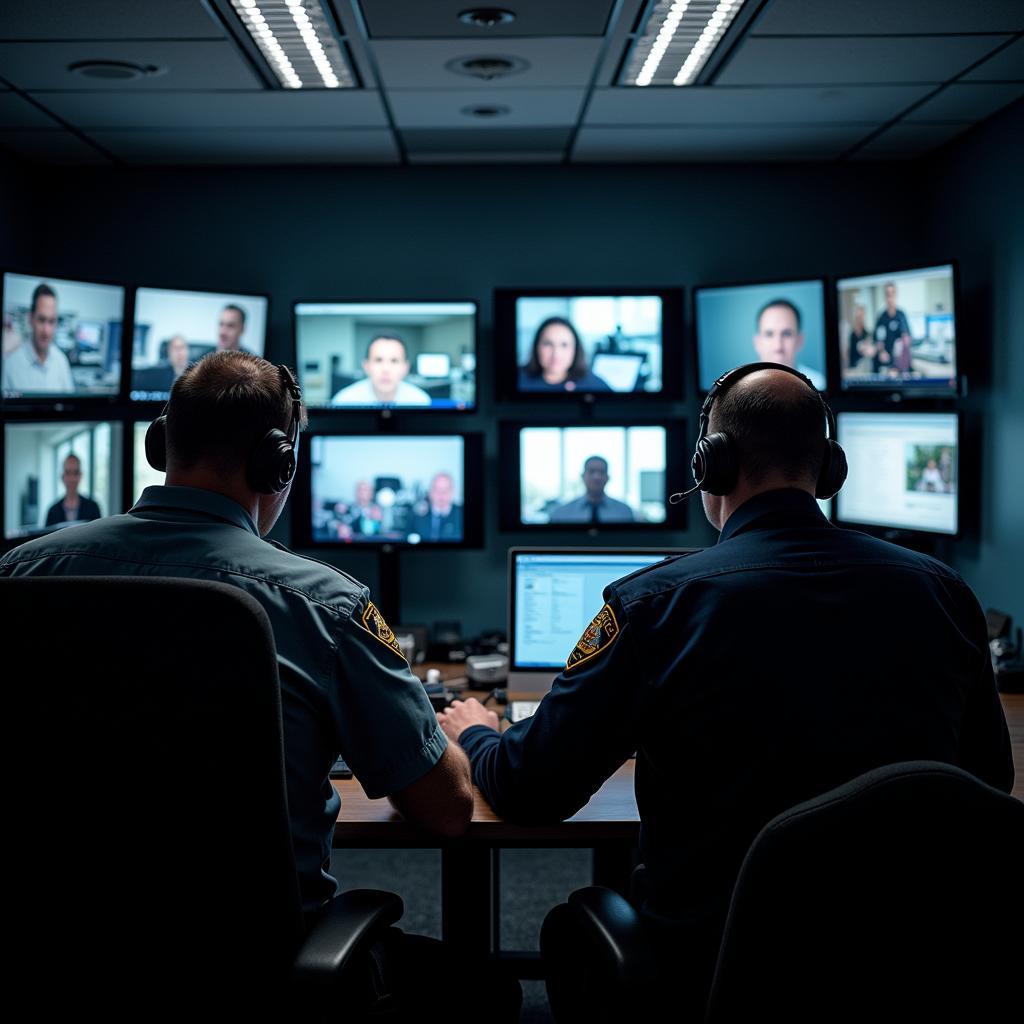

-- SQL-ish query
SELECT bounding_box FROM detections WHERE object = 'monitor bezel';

[507,545,697,673]
[494,286,684,403]
[1,266,130,410]
[498,418,688,532]
[128,282,273,406]
[691,274,832,396]
[292,427,485,550]
[834,408,963,539]
[291,297,480,414]
[833,259,961,398]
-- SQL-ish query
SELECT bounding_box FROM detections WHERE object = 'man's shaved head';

[710,369,825,487]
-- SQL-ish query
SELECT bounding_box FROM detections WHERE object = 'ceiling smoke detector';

[461,104,511,118]
[458,8,516,28]
[68,60,163,80]
[446,55,528,80]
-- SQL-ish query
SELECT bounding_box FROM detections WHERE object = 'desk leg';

[441,845,499,955]
[592,842,636,897]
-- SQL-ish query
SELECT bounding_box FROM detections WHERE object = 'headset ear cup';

[145,416,168,473]
[816,440,848,500]
[697,432,739,496]
[247,429,296,495]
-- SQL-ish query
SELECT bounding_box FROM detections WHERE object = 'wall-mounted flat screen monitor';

[836,264,957,394]
[294,302,477,410]
[296,432,483,548]
[501,422,685,530]
[837,412,959,536]
[132,421,164,504]
[130,286,269,402]
[694,278,827,392]
[496,288,682,400]
[3,420,123,541]
[2,272,124,400]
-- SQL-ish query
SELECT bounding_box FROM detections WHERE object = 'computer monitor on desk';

[508,547,694,692]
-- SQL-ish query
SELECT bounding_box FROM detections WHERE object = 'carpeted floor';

[330,847,594,1022]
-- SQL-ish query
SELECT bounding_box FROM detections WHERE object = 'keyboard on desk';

[329,756,352,779]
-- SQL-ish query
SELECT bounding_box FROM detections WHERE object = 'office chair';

[1,576,403,1022]
[540,761,1024,1023]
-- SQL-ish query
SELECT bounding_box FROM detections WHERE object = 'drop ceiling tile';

[0,40,261,91]
[851,122,974,159]
[360,0,615,38]
[716,36,1013,86]
[371,37,603,88]
[586,85,933,125]
[905,82,1024,122]
[0,129,111,164]
[0,1,225,40]
[962,37,1024,81]
[0,91,58,128]
[573,124,869,162]
[92,127,399,164]
[753,0,1024,35]
[401,126,571,153]
[408,150,564,164]
[388,88,585,128]
[30,90,389,130]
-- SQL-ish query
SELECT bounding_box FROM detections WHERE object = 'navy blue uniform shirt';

[460,488,1013,941]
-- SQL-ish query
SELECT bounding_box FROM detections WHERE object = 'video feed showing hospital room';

[311,435,465,544]
[515,295,663,394]
[4,421,123,540]
[2,274,123,398]
[519,426,666,525]
[838,265,956,389]
[130,288,268,401]
[295,303,476,409]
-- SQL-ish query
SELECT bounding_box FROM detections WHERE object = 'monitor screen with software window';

[837,411,959,536]
[508,548,692,687]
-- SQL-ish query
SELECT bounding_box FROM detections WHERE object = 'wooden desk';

[1002,692,1023,801]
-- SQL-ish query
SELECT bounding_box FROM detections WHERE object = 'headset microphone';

[668,483,702,505]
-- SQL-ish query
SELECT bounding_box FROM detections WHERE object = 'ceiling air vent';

[68,60,163,80]
[458,8,517,28]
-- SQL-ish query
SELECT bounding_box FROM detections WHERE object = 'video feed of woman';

[695,279,827,392]
[2,273,124,400]
[514,295,664,395]
[4,420,123,540]
[130,287,268,402]
[518,425,667,526]
[309,435,467,545]
[295,302,476,410]
[837,265,957,393]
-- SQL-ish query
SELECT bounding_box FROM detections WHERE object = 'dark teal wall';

[926,100,1024,618]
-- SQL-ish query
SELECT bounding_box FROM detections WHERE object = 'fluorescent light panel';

[621,0,746,87]
[231,0,355,89]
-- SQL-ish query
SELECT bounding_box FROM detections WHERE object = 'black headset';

[145,364,303,495]
[674,361,847,502]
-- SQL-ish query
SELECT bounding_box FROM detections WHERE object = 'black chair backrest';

[705,760,1024,1023]
[2,576,305,1017]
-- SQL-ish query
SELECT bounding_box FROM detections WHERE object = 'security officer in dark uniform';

[440,362,1013,1017]
[0,351,520,1023]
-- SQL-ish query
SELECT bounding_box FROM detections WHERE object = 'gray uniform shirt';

[548,494,636,523]
[0,485,447,912]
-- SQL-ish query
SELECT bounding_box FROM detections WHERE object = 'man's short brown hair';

[166,351,304,474]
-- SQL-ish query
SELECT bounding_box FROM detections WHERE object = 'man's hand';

[437,698,500,742]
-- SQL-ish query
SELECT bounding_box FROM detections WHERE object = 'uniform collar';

[718,488,826,544]
[131,485,261,537]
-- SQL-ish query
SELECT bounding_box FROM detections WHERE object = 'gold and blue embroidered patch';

[360,601,406,662]
[566,604,620,672]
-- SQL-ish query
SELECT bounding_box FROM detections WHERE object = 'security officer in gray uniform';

[0,351,520,1022]
[440,362,1013,1019]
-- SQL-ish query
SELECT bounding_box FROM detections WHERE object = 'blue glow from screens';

[837,412,958,535]
[2,273,124,399]
[695,280,826,392]
[130,287,269,402]
[295,302,476,410]
[837,265,957,392]
[310,435,465,544]
[515,295,663,394]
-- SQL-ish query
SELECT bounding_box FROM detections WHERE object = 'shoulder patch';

[566,604,620,672]
[359,601,407,662]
